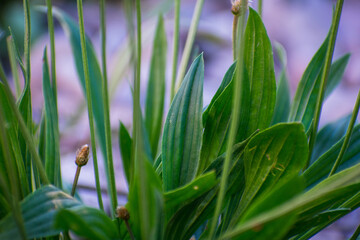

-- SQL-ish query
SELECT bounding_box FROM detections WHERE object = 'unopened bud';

[116,206,130,221]
[231,0,251,16]
[75,144,89,167]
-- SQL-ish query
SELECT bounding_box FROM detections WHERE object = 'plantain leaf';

[0,185,82,240]
[54,206,119,240]
[162,54,204,191]
[164,171,217,211]
[230,123,308,226]
[289,32,350,131]
[220,163,360,239]
[303,124,360,187]
[232,176,305,240]
[271,42,290,125]
[42,48,61,188]
[145,15,167,159]
[243,8,276,137]
[119,121,133,184]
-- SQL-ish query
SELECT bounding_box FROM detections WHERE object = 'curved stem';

[170,0,181,102]
[329,89,360,177]
[100,0,118,215]
[306,0,344,168]
[174,0,204,92]
[208,2,248,239]
[232,15,239,61]
[76,0,104,211]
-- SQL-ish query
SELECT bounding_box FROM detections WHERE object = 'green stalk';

[76,0,104,211]
[6,37,21,98]
[0,64,49,185]
[328,89,360,177]
[24,0,31,86]
[46,0,57,99]
[174,0,204,91]
[306,0,344,168]
[232,15,239,60]
[170,0,181,102]
[350,223,360,240]
[258,0,263,17]
[208,2,248,239]
[99,0,118,216]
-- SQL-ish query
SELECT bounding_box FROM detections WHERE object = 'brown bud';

[231,0,250,16]
[116,206,130,221]
[75,144,90,167]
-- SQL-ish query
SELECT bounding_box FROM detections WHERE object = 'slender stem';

[174,0,204,91]
[24,0,31,87]
[76,0,104,211]
[99,0,118,216]
[124,220,135,240]
[329,89,360,177]
[232,15,239,61]
[170,0,181,102]
[0,64,49,185]
[71,166,81,196]
[306,0,344,168]
[6,37,21,98]
[46,0,57,100]
[350,223,360,240]
[208,2,248,239]
[258,0,263,17]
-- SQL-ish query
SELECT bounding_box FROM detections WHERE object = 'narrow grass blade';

[42,48,61,188]
[170,0,181,102]
[119,121,133,184]
[162,54,204,191]
[145,15,167,159]
[6,36,21,98]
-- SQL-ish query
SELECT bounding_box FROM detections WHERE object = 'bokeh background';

[0,0,359,239]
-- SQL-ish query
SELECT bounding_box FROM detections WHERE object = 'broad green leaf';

[303,124,360,187]
[289,31,350,131]
[164,171,217,211]
[0,185,81,239]
[230,123,308,225]
[271,42,290,124]
[165,141,248,240]
[233,176,305,240]
[145,15,167,159]
[42,48,61,188]
[244,8,276,136]
[162,54,204,191]
[202,61,236,124]
[311,114,351,162]
[220,163,360,239]
[54,206,119,240]
[119,121,133,184]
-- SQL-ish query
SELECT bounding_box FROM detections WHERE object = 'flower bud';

[75,144,90,167]
[116,206,130,221]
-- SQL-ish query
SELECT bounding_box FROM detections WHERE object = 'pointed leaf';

[119,121,133,184]
[162,54,204,191]
[145,15,167,159]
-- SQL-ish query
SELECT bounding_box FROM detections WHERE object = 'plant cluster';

[1,0,360,239]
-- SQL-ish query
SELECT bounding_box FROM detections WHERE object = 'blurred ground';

[1,0,360,239]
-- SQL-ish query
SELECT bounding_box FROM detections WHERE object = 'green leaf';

[233,176,305,240]
[165,141,248,240]
[271,42,290,124]
[0,185,82,239]
[230,123,308,225]
[243,8,276,136]
[164,171,217,211]
[220,163,360,239]
[119,121,133,184]
[311,114,351,163]
[162,54,204,191]
[303,124,360,187]
[42,48,61,188]
[145,15,167,159]
[54,206,119,240]
[289,32,350,131]
[202,61,236,124]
